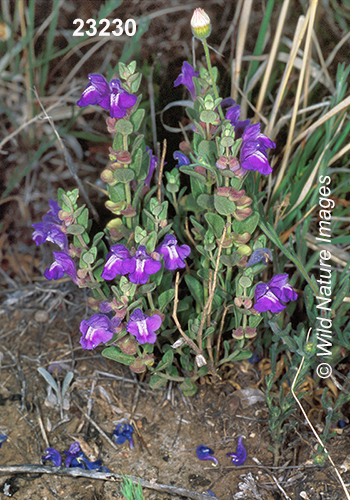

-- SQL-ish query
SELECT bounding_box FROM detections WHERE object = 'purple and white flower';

[126,308,162,344]
[225,103,275,176]
[123,246,161,285]
[79,314,120,350]
[254,274,298,313]
[77,74,137,119]
[174,61,199,100]
[101,244,131,280]
[32,199,68,251]
[44,251,78,285]
[156,235,191,271]
[227,436,247,466]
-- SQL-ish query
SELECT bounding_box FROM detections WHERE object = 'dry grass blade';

[255,0,290,119]
[272,0,319,197]
[291,329,350,500]
[231,0,253,104]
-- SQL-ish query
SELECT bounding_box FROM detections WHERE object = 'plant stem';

[201,38,225,122]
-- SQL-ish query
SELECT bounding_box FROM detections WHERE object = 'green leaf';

[76,207,89,229]
[155,350,174,371]
[149,374,168,389]
[113,169,135,184]
[184,275,204,308]
[179,377,198,396]
[158,289,175,312]
[332,279,350,312]
[198,140,217,164]
[102,346,135,365]
[66,224,85,235]
[180,166,207,182]
[214,194,236,216]
[197,194,214,210]
[232,212,259,234]
[115,119,133,136]
[130,108,145,132]
[204,212,225,239]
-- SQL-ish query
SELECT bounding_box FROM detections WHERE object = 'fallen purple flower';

[113,423,134,449]
[0,434,8,449]
[196,445,219,465]
[227,436,247,466]
[246,248,272,267]
[42,447,62,467]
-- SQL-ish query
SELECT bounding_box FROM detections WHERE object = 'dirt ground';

[1,0,350,499]
[1,290,350,500]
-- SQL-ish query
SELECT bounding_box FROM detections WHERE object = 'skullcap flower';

[174,62,199,100]
[123,246,161,285]
[254,274,298,313]
[126,308,162,345]
[77,74,137,119]
[156,234,191,271]
[227,436,247,466]
[42,447,62,467]
[196,445,219,465]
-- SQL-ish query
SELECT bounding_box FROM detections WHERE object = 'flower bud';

[191,8,211,39]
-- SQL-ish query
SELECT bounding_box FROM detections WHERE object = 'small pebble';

[34,310,49,323]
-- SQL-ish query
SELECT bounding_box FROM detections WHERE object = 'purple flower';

[254,274,298,313]
[240,123,275,175]
[0,434,8,449]
[32,199,68,251]
[174,151,190,168]
[126,308,161,344]
[144,147,158,187]
[245,248,272,267]
[42,447,62,467]
[227,436,247,466]
[196,445,219,465]
[156,235,191,271]
[225,104,275,176]
[77,74,137,119]
[123,246,161,285]
[174,61,199,100]
[64,442,82,468]
[44,251,78,285]
[79,314,118,350]
[113,423,134,449]
[101,244,131,280]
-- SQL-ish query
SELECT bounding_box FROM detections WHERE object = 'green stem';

[202,38,225,122]
[147,292,155,312]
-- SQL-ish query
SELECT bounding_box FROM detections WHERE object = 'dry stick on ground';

[291,328,350,500]
[73,402,120,453]
[0,465,217,500]
[33,88,99,222]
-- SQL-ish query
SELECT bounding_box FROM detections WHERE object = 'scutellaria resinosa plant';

[32,8,298,396]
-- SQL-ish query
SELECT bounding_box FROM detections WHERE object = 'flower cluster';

[196,436,247,466]
[42,441,109,472]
